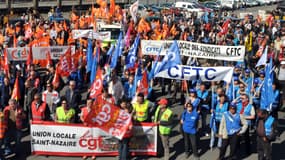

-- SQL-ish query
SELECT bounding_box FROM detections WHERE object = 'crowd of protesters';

[0,1,284,160]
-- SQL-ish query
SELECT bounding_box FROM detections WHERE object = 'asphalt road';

[11,4,284,160]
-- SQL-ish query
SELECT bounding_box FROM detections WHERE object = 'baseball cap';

[158,98,168,105]
[233,76,239,81]
[229,102,237,109]
[189,88,197,93]
[254,78,259,84]
[259,70,265,75]
[245,69,250,74]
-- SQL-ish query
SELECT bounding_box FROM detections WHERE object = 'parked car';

[243,0,259,7]
[203,1,221,11]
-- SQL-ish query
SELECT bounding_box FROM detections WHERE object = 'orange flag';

[11,76,21,101]
[13,34,17,48]
[52,64,61,89]
[89,67,103,99]
[3,49,9,76]
[26,46,33,69]
[138,18,151,33]
[137,70,148,96]
[63,20,68,31]
[46,50,53,68]
[109,0,116,17]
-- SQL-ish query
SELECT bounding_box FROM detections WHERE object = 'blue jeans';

[210,129,222,148]
[118,137,130,160]
[4,129,22,155]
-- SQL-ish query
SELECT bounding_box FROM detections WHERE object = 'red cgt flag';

[137,70,148,96]
[11,76,21,101]
[52,63,61,89]
[85,100,132,140]
[89,67,103,99]
[58,46,72,76]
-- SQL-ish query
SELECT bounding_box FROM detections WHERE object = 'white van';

[174,1,205,17]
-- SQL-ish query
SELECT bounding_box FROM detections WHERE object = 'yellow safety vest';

[133,100,149,122]
[154,107,172,135]
[56,106,75,123]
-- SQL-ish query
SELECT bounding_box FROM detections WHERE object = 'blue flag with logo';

[110,32,123,69]
[148,46,162,81]
[106,44,114,56]
[86,39,93,73]
[155,40,181,74]
[226,79,234,102]
[126,35,140,69]
[90,48,99,83]
[260,57,274,110]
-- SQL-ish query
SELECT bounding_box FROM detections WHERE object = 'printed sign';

[7,46,76,61]
[31,122,157,156]
[141,40,245,61]
[155,65,233,83]
[72,30,111,40]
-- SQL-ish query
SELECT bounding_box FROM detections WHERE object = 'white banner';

[141,40,245,61]
[31,122,157,156]
[155,65,233,83]
[6,46,75,61]
[72,30,111,40]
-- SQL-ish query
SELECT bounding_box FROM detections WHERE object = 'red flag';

[58,47,72,76]
[13,34,17,48]
[256,38,268,57]
[85,101,132,140]
[137,70,148,96]
[46,50,53,68]
[63,20,68,31]
[266,14,274,28]
[89,67,103,99]
[52,64,61,89]
[11,76,21,101]
[218,19,230,36]
[3,49,9,76]
[26,46,33,68]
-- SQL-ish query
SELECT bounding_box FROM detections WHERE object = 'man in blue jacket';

[256,109,278,160]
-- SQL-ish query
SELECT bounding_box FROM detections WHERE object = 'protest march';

[0,0,284,160]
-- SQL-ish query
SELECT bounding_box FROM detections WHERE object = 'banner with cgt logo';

[31,121,157,156]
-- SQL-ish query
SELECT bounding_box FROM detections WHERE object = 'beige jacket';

[219,112,248,139]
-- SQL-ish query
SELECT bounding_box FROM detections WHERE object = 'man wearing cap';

[185,88,201,112]
[132,93,154,122]
[154,98,173,160]
[218,102,248,160]
[236,94,255,156]
[242,69,253,86]
[256,109,278,160]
